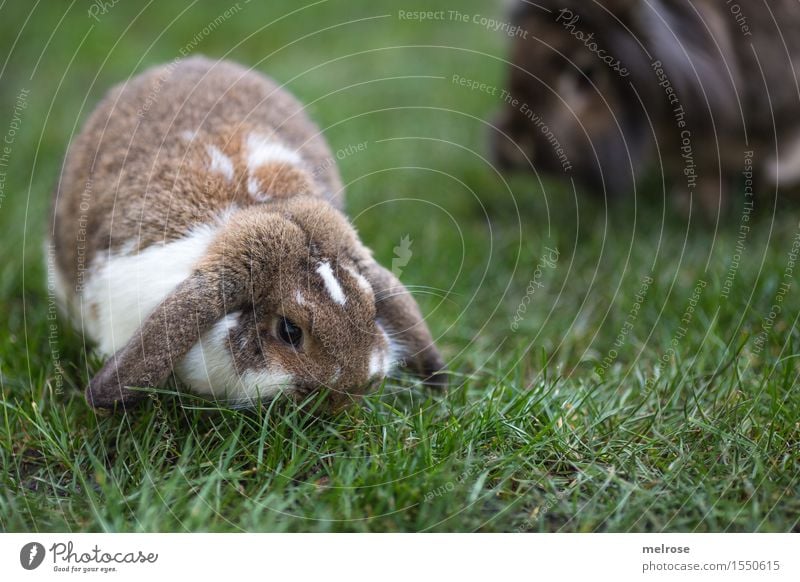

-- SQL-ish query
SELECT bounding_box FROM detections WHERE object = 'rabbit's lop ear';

[85,272,226,409]
[361,260,447,388]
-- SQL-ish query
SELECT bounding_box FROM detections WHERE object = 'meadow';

[0,0,797,531]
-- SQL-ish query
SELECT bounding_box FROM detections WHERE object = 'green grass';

[1,0,798,532]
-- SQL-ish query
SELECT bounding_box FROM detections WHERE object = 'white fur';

[247,176,270,201]
[175,312,293,405]
[239,367,294,404]
[369,324,396,378]
[245,133,301,170]
[379,323,400,377]
[316,261,346,305]
[345,265,372,293]
[81,224,219,356]
[295,290,306,305]
[369,350,384,378]
[176,313,241,398]
[206,145,234,181]
[81,214,296,405]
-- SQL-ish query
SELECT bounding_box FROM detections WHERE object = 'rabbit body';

[50,57,444,409]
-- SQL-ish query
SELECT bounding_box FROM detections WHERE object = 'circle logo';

[20,542,46,570]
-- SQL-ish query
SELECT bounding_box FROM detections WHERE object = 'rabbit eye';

[276,317,303,348]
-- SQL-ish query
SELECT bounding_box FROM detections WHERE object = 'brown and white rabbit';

[49,56,445,410]
[492,0,800,215]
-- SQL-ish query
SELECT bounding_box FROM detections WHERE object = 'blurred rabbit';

[491,0,800,216]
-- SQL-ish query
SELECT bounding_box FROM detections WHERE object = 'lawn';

[0,0,798,532]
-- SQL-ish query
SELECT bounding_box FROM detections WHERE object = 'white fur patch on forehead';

[344,265,372,294]
[206,145,234,181]
[245,133,301,171]
[316,261,346,305]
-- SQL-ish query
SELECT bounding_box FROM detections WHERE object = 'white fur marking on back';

[247,176,270,201]
[245,133,301,171]
[316,261,346,305]
[206,145,234,181]
[81,223,220,356]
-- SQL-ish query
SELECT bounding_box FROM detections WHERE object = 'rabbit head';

[490,0,746,198]
[86,196,446,410]
[491,0,650,197]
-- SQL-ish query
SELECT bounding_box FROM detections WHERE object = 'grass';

[1,0,798,532]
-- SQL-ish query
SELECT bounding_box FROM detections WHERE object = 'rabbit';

[491,0,800,217]
[48,56,445,411]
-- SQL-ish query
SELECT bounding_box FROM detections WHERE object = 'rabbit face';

[176,201,396,407]
[50,57,446,411]
[85,197,445,410]
[491,1,648,197]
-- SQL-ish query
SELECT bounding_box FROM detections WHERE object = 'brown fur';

[51,57,445,410]
[492,0,800,215]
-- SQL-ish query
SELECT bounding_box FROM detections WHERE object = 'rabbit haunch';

[49,57,445,409]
